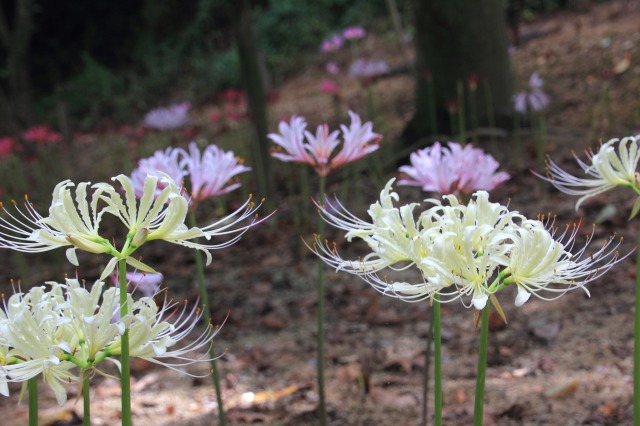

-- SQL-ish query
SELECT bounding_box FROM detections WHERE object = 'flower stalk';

[28,377,37,426]
[118,259,132,426]
[316,175,327,426]
[473,304,490,426]
[189,211,226,426]
[83,369,91,426]
[434,297,443,426]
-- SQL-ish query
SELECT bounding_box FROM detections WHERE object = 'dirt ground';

[2,0,640,424]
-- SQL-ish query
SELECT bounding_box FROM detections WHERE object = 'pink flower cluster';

[0,137,17,159]
[321,26,366,52]
[321,35,344,53]
[143,102,191,130]
[268,111,381,177]
[398,142,510,195]
[22,125,62,144]
[131,141,250,205]
[343,26,366,40]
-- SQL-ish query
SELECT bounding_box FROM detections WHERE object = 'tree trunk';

[234,0,274,199]
[402,0,513,146]
[0,0,34,132]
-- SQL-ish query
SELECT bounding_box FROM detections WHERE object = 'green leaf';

[629,196,640,220]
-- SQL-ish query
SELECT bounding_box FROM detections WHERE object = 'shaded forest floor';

[2,0,640,424]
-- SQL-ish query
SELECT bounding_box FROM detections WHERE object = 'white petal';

[65,247,79,266]
[515,286,531,306]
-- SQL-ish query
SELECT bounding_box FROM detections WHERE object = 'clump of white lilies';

[0,278,216,404]
[311,177,628,424]
[0,172,269,426]
[313,178,622,309]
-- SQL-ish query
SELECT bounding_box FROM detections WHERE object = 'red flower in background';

[22,126,62,144]
[0,137,17,158]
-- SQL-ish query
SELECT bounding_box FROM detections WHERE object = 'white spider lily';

[310,179,425,275]
[57,279,123,359]
[1,286,78,405]
[0,180,116,266]
[108,294,222,375]
[311,178,628,311]
[97,174,271,273]
[535,135,640,210]
[500,220,626,306]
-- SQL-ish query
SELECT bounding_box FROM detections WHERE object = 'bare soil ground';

[2,0,640,424]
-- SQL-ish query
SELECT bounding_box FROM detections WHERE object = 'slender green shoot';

[83,369,91,426]
[316,175,328,426]
[28,377,37,426]
[188,212,226,426]
[118,259,132,426]
[473,305,491,426]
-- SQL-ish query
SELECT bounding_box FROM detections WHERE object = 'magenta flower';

[513,72,550,113]
[143,102,190,130]
[398,142,510,195]
[0,137,17,158]
[181,142,251,203]
[131,147,185,199]
[343,26,366,40]
[319,79,340,95]
[268,111,381,177]
[321,35,344,53]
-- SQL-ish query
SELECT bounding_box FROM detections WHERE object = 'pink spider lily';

[398,141,510,195]
[181,142,251,204]
[268,111,381,176]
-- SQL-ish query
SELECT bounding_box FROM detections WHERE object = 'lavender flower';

[143,102,190,130]
[514,72,550,113]
[348,59,389,82]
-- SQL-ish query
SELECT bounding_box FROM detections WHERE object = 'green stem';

[534,113,546,170]
[434,298,443,426]
[421,310,434,426]
[118,259,132,426]
[28,377,37,426]
[427,77,438,135]
[316,175,327,426]
[469,89,479,146]
[83,369,91,426]
[513,112,522,167]
[366,84,375,122]
[634,228,640,425]
[457,81,466,144]
[473,305,490,426]
[483,81,497,149]
[188,212,226,426]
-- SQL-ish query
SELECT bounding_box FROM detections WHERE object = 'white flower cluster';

[312,179,625,310]
[0,279,217,405]
[0,174,267,279]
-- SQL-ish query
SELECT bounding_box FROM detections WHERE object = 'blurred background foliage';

[7,0,407,131]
